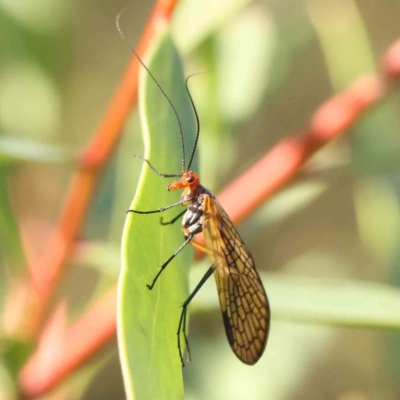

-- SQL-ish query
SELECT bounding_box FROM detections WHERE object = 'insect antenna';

[116,8,186,173]
[185,71,211,171]
[184,75,200,171]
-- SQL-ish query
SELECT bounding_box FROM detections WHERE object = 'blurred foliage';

[1,0,400,399]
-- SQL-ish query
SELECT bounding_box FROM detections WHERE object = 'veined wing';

[202,195,270,365]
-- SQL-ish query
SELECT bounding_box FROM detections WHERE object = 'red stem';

[18,0,180,338]
[20,288,117,397]
[19,36,400,398]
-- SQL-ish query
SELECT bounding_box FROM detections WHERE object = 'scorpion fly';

[118,16,270,366]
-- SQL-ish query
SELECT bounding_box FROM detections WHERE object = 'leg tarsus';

[160,210,186,226]
[146,235,193,290]
[182,306,191,362]
[177,306,187,367]
[176,266,214,366]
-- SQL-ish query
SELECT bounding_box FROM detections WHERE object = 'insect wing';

[202,196,270,365]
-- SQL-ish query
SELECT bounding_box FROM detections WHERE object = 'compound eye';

[186,175,195,183]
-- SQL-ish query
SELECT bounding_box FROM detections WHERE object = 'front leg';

[160,210,186,226]
[147,234,193,290]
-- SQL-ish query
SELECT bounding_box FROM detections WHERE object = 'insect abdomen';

[182,204,203,235]
[181,189,214,236]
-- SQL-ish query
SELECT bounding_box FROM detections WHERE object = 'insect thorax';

[181,185,214,236]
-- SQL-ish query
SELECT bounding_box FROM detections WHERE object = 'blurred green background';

[1,0,400,399]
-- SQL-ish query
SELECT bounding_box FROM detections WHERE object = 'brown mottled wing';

[202,195,270,365]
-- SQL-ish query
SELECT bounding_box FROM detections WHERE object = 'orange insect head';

[167,171,199,192]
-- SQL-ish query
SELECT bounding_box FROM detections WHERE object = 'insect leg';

[133,155,181,178]
[177,266,214,366]
[160,210,186,226]
[127,198,191,215]
[147,234,193,290]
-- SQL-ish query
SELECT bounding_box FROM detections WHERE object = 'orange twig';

[19,36,400,398]
[214,75,385,226]
[214,37,400,228]
[21,0,180,338]
[20,288,117,398]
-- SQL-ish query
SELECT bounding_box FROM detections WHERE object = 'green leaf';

[217,5,277,124]
[307,0,375,91]
[192,268,400,330]
[0,360,17,400]
[0,137,75,165]
[1,338,34,379]
[0,167,27,278]
[118,29,197,400]
[73,241,120,278]
[172,0,252,54]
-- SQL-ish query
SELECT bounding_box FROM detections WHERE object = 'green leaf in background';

[217,4,276,124]
[0,360,16,400]
[0,137,75,165]
[118,28,197,400]
[172,0,252,54]
[307,0,375,91]
[0,167,26,280]
[192,269,400,330]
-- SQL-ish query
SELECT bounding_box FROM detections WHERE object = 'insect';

[118,14,270,366]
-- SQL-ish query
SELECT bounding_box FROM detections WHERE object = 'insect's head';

[167,171,199,192]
